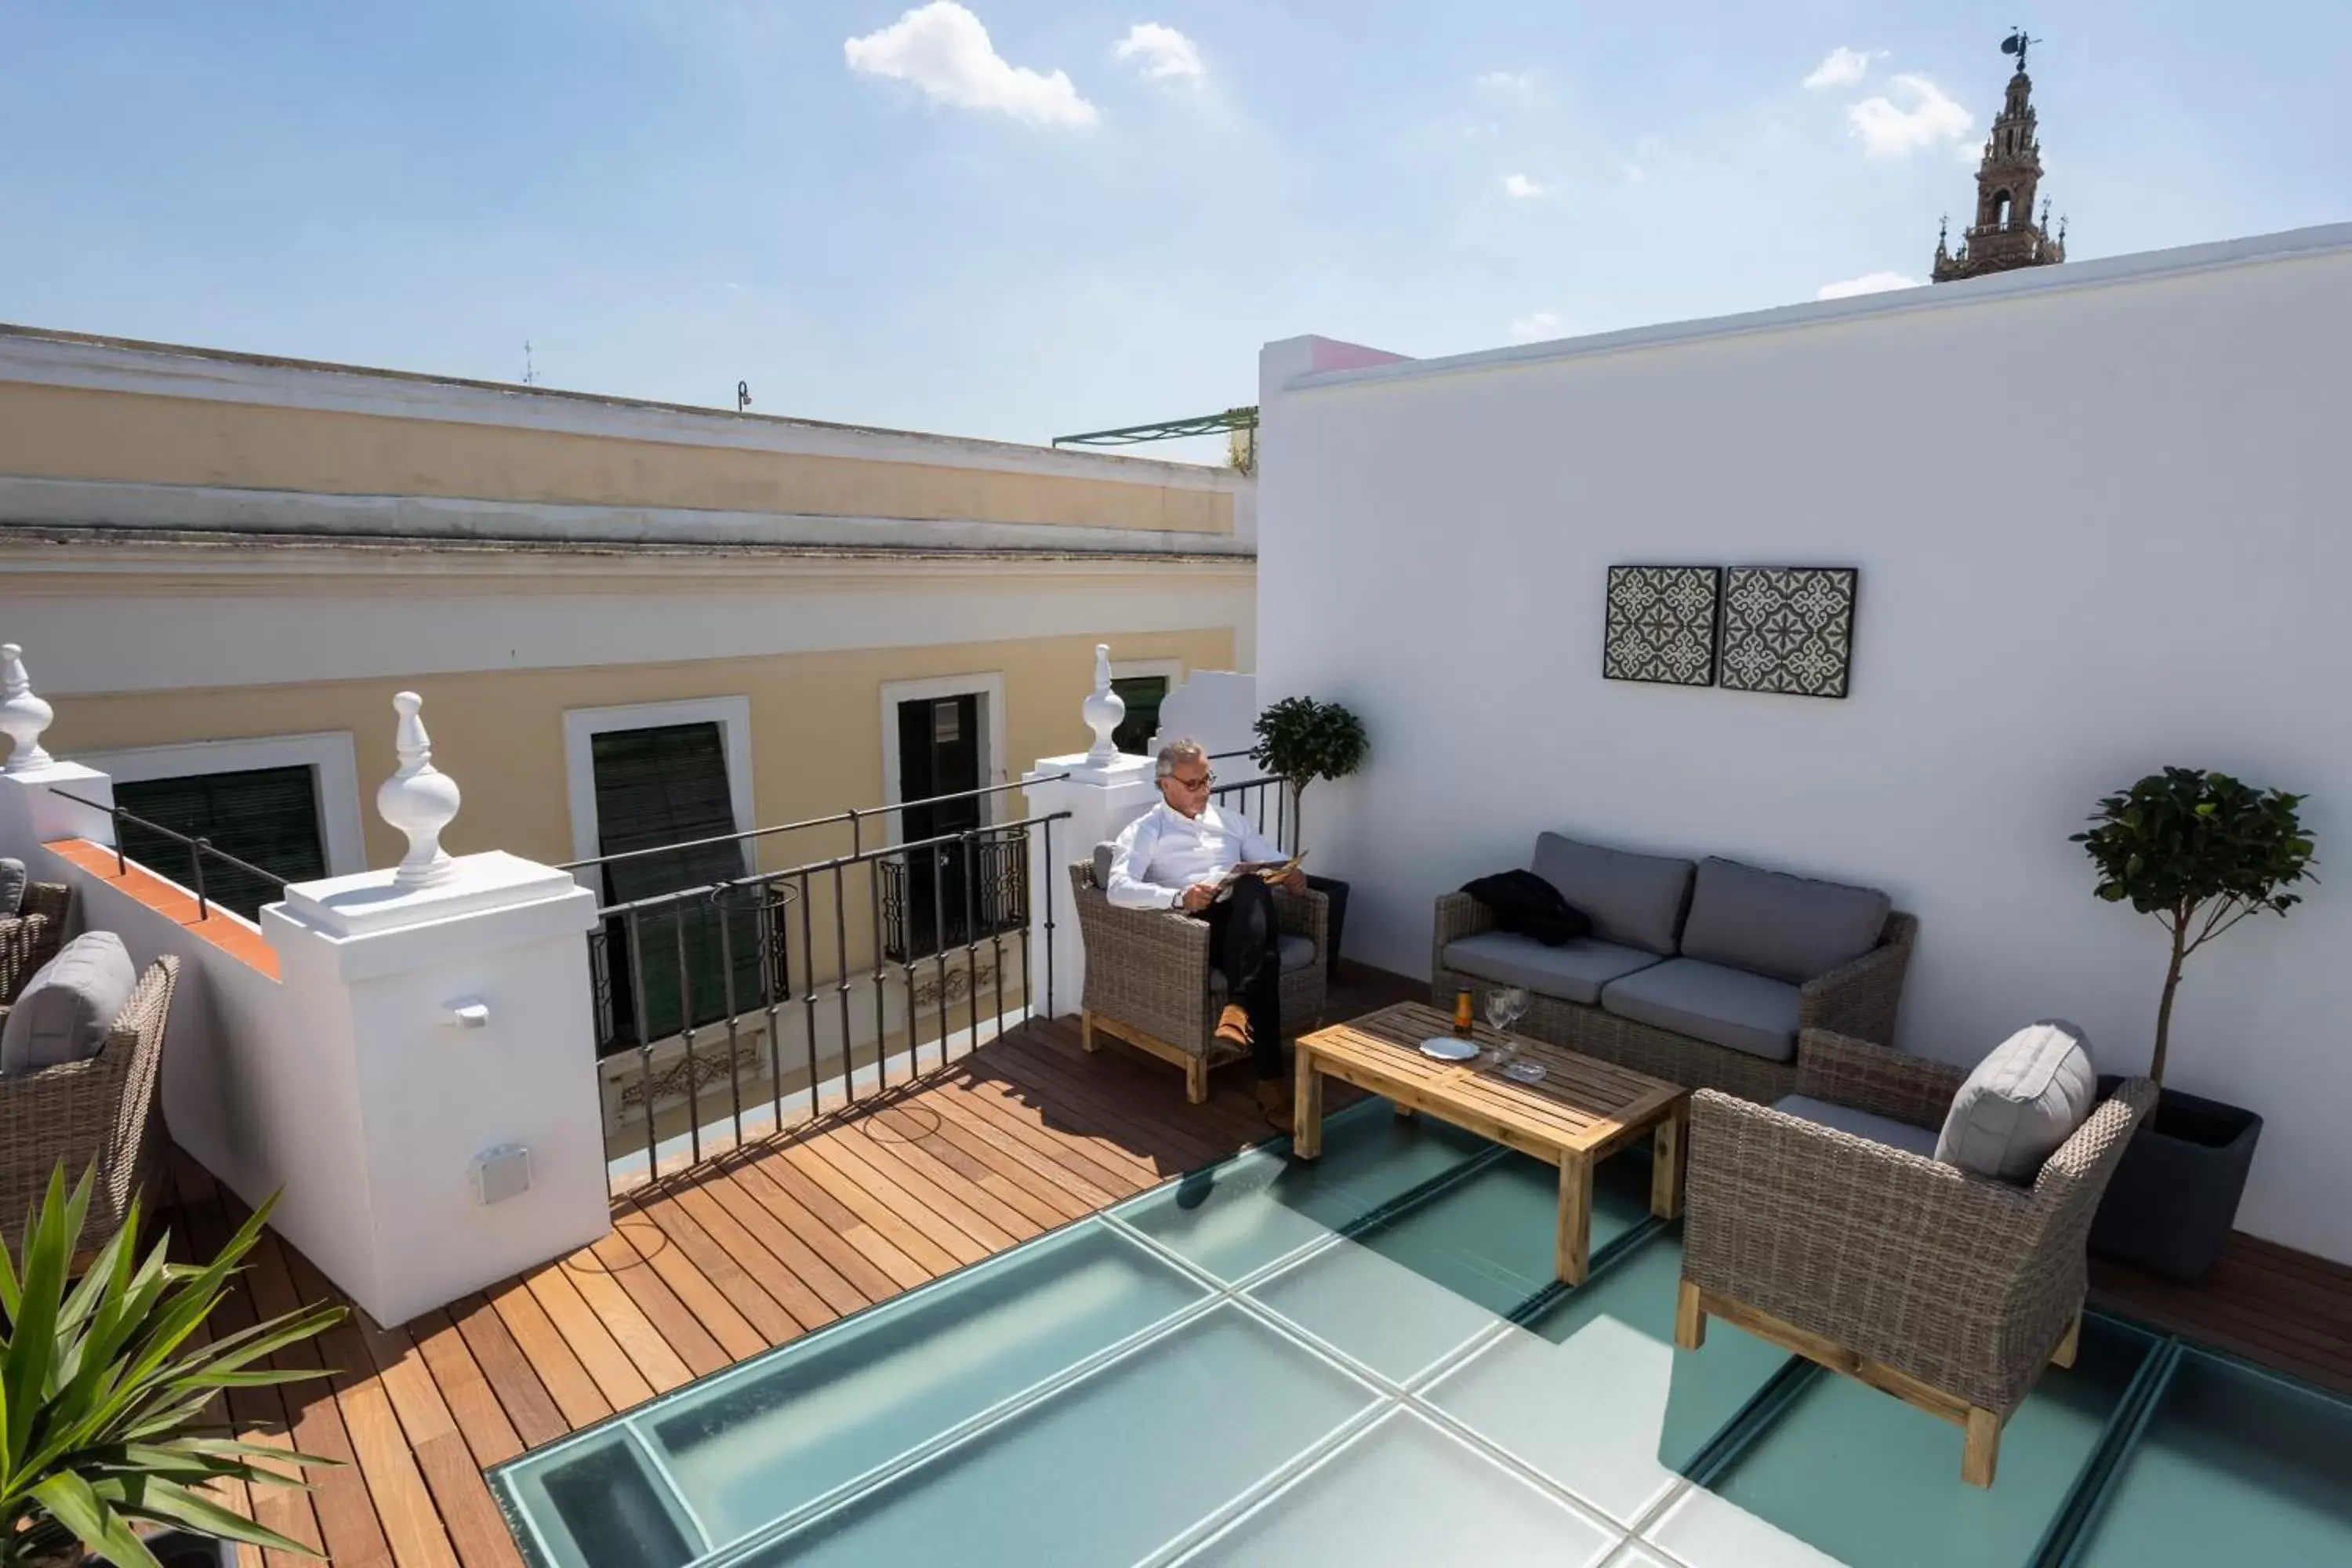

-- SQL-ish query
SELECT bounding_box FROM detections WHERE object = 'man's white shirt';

[1105,800,1287,910]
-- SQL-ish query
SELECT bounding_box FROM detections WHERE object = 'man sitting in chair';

[1106,739,1308,1120]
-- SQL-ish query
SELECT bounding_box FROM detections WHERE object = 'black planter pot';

[1305,874,1350,979]
[2088,1078,2263,1284]
[86,1530,236,1568]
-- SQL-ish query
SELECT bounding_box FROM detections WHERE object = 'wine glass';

[1484,986,1530,1070]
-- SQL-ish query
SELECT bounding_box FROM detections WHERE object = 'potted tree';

[2071,768,2316,1283]
[1250,696,1369,978]
[3,1167,344,1568]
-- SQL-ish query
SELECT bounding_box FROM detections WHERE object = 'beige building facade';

[0,323,1254,880]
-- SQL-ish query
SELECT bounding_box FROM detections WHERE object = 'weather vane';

[2001,27,2039,71]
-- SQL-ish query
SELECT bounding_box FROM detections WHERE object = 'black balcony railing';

[570,793,1070,1191]
[50,788,292,923]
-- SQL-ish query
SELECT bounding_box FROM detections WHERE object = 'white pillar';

[1022,646,1158,1018]
[0,644,114,857]
[259,692,608,1327]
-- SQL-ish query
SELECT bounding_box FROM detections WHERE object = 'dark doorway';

[896,694,982,959]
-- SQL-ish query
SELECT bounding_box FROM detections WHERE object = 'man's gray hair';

[1155,739,1209,781]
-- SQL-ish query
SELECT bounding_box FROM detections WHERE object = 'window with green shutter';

[113,765,327,920]
[1112,676,1168,757]
[590,722,765,1056]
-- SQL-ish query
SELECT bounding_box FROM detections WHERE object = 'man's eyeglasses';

[1169,771,1215,791]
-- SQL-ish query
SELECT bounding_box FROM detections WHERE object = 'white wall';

[1257,226,2352,1265]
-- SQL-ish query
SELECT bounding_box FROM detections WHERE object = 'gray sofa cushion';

[1935,1020,2099,1182]
[1092,841,1116,889]
[1679,858,1891,985]
[1599,957,1802,1063]
[1443,931,1662,1006]
[1208,933,1316,991]
[1530,833,1696,956]
[0,931,136,1076]
[1773,1094,1940,1159]
[0,857,25,917]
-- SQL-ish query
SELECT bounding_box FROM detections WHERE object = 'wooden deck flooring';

[169,963,2352,1567]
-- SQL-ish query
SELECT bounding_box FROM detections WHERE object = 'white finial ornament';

[0,644,55,774]
[1080,644,1124,766]
[377,691,462,890]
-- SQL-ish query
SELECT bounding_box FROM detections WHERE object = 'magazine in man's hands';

[1211,851,1308,901]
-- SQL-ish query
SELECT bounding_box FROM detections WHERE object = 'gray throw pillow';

[1679,858,1891,985]
[1092,842,1117,890]
[0,857,25,918]
[1529,833,1696,956]
[1934,1020,2099,1182]
[0,931,137,1076]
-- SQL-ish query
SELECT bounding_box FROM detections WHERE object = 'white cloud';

[1476,69,1537,94]
[1508,310,1566,341]
[1817,270,1920,299]
[1802,46,1881,90]
[1500,172,1557,200]
[845,3,1098,128]
[1112,22,1203,83]
[1846,73,1972,158]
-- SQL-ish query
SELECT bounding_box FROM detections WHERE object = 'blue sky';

[5,2,2347,454]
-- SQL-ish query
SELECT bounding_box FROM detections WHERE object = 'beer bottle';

[1454,988,1475,1039]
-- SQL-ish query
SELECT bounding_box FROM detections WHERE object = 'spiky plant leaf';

[2,1164,344,1566]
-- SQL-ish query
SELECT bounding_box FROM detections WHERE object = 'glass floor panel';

[2071,1347,2352,1566]
[1178,1408,1618,1566]
[492,1094,2352,1568]
[1653,1316,2155,1568]
[731,1306,1378,1567]
[1423,1229,1792,1524]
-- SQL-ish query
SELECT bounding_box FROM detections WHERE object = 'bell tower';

[1932,31,2066,282]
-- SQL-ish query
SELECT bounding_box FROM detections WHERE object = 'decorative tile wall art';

[1603,565,1723,686]
[1718,567,1859,699]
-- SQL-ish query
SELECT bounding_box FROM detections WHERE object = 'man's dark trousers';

[1203,876,1284,1078]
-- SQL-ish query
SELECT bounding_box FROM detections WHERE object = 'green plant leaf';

[113,1473,321,1556]
[32,1471,158,1568]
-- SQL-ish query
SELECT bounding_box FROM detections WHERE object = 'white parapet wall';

[0,677,611,1325]
[1257,226,2352,1265]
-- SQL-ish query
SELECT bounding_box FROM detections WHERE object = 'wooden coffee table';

[1292,1000,1690,1285]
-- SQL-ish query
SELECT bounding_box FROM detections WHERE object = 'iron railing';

[581,805,1070,1192]
[50,788,292,923]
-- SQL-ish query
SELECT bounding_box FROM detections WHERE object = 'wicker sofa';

[1069,853,1329,1103]
[1675,1028,2154,1486]
[1433,835,1915,1102]
[1,878,74,1004]
[0,952,180,1259]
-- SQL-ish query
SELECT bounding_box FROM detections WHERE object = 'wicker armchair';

[0,954,180,1260]
[1432,890,1916,1102]
[1069,862,1329,1103]
[1675,1028,2155,1487]
[1,880,74,1004]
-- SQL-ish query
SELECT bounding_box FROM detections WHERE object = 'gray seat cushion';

[1935,1020,2099,1181]
[1679,858,1891,985]
[1530,833,1696,956]
[1772,1094,1940,1159]
[1599,957,1802,1063]
[1208,933,1317,991]
[1443,931,1662,1006]
[0,931,136,1076]
[0,857,25,918]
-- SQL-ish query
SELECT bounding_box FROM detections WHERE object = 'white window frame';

[1109,658,1184,756]
[879,673,1007,846]
[77,732,367,880]
[563,697,757,884]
